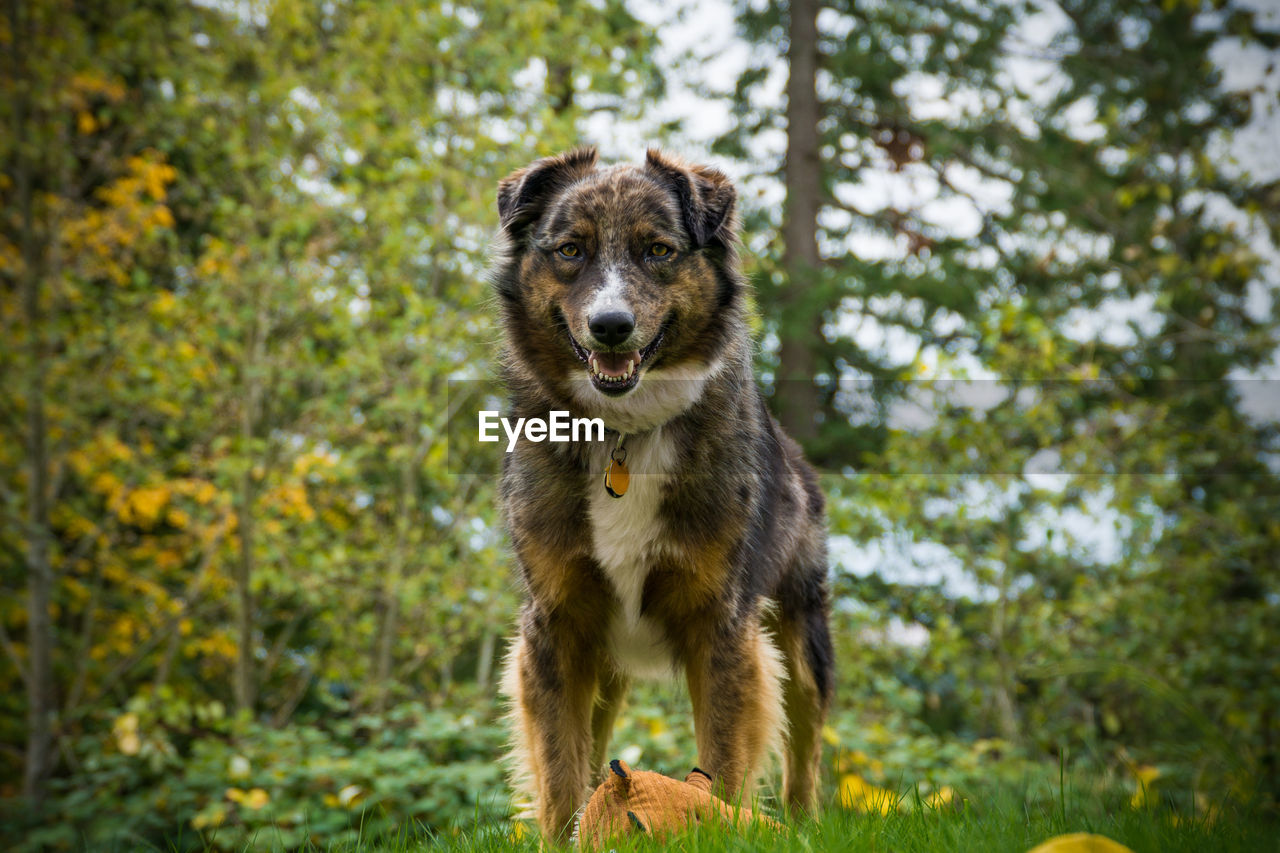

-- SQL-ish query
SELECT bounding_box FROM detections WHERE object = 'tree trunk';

[778,0,822,445]
[476,629,496,694]
[991,532,1020,743]
[19,117,55,811]
[372,447,417,714]
[233,301,265,716]
[11,0,55,804]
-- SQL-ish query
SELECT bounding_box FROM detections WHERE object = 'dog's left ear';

[644,149,737,249]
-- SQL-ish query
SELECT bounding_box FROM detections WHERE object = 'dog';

[490,147,833,841]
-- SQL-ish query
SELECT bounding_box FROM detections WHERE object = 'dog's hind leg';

[771,599,834,816]
[589,666,630,785]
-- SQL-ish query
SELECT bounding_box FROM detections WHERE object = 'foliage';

[1,0,1277,846]
[0,696,506,851]
[719,0,1280,810]
[0,0,661,831]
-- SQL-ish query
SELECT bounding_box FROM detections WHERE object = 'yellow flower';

[192,805,226,829]
[924,785,954,809]
[113,712,141,756]
[838,774,896,815]
[1025,833,1134,853]
[1129,764,1160,809]
[227,787,270,809]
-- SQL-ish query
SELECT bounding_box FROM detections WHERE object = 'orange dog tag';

[605,456,629,498]
[605,439,629,498]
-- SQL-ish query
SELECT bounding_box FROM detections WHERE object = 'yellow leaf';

[123,485,171,528]
[152,291,176,316]
[92,471,123,499]
[150,205,175,229]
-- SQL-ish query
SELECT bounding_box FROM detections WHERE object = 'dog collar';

[604,432,629,498]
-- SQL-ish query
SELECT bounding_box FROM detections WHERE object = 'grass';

[351,780,1277,853]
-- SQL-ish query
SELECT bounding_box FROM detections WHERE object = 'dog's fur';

[490,148,833,842]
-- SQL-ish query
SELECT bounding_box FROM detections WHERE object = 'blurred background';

[1,0,1278,848]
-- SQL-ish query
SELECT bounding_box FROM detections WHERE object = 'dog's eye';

[557,243,582,259]
[648,243,672,258]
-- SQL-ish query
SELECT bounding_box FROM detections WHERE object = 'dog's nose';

[588,310,635,347]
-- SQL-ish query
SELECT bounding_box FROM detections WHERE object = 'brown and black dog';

[490,148,833,842]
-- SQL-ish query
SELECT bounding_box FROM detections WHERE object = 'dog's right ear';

[497,147,598,236]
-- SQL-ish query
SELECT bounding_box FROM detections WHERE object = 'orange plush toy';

[572,759,782,849]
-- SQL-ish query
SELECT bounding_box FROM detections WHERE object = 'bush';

[2,693,509,851]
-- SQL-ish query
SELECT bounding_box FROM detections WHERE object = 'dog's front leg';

[684,619,786,801]
[505,605,601,842]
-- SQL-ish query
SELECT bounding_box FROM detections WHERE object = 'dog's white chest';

[588,432,677,680]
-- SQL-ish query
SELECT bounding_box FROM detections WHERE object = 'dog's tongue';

[594,350,641,377]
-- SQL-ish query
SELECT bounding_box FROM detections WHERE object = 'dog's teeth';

[626,360,634,378]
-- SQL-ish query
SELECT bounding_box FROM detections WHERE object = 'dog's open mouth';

[567,322,667,397]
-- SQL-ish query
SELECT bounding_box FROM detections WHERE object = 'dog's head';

[491,148,745,424]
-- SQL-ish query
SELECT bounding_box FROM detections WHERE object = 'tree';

[722,0,1280,799]
[0,0,664,815]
